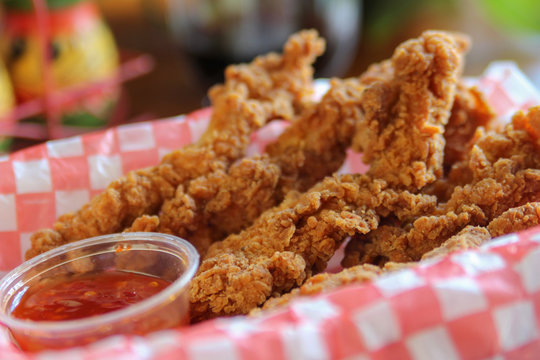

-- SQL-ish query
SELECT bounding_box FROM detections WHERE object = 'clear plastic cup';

[0,232,199,352]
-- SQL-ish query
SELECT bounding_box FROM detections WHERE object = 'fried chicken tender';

[257,103,537,313]
[257,223,488,313]
[343,106,540,267]
[130,33,475,257]
[189,30,467,320]
[410,200,540,262]
[264,78,366,195]
[189,175,379,320]
[190,174,436,321]
[258,224,487,312]
[415,83,495,202]
[257,264,383,312]
[444,84,495,169]
[26,30,325,259]
[352,31,469,190]
[134,77,367,255]
[258,199,540,313]
[260,202,539,313]
[257,260,420,313]
[487,202,540,238]
[422,202,540,260]
[421,226,491,260]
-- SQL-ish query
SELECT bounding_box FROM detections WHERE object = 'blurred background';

[1,0,540,152]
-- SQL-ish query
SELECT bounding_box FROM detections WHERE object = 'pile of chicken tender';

[27,30,540,322]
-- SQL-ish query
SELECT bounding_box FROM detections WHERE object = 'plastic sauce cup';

[0,232,199,352]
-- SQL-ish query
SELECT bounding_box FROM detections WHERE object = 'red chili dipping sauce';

[11,271,171,321]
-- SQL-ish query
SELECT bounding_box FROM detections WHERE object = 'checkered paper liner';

[0,62,539,359]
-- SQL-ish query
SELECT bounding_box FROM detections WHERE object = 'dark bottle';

[167,0,362,85]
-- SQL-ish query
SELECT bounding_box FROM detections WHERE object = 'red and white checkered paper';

[1,62,540,359]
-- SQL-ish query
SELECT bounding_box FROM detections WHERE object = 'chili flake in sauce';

[11,271,171,321]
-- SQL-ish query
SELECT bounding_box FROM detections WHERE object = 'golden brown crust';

[257,264,383,312]
[443,84,495,169]
[156,77,368,255]
[26,30,325,259]
[353,31,469,190]
[343,107,540,267]
[421,226,491,260]
[487,202,540,238]
[190,30,466,321]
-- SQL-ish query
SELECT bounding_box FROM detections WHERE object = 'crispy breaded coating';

[352,31,469,190]
[257,225,488,313]
[487,202,540,238]
[443,84,495,169]
[416,84,495,202]
[257,264,382,312]
[153,77,367,254]
[343,107,540,267]
[26,30,325,259]
[189,175,379,320]
[265,77,366,195]
[124,215,160,233]
[421,202,540,260]
[256,224,487,313]
[190,173,437,321]
[257,207,538,314]
[156,156,282,254]
[189,31,466,320]
[256,260,421,313]
[421,226,491,260]
[263,200,540,313]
